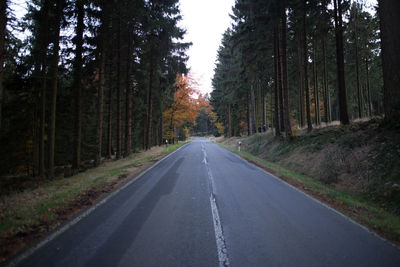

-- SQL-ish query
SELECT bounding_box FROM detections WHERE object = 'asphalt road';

[12,138,400,267]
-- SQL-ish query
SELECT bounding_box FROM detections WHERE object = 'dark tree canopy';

[0,0,190,177]
[211,0,386,138]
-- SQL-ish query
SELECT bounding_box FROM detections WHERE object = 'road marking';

[6,143,190,267]
[210,194,230,267]
[202,142,230,267]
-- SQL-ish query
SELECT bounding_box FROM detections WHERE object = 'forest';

[1,0,400,263]
[0,0,217,179]
[210,0,399,139]
[0,0,399,183]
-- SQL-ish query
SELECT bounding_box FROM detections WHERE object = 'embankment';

[216,118,400,244]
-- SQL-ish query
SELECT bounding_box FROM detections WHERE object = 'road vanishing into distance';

[12,138,400,267]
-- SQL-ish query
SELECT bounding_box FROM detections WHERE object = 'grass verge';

[0,141,189,263]
[216,141,400,246]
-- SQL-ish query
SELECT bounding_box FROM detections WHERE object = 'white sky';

[178,0,235,95]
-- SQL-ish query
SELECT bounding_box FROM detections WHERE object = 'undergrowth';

[216,119,400,243]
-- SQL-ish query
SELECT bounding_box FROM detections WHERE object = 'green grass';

[217,141,400,243]
[161,141,189,154]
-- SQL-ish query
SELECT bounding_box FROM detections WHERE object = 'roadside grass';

[217,142,400,245]
[0,141,189,261]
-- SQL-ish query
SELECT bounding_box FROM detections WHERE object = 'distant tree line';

[0,0,190,178]
[211,0,400,139]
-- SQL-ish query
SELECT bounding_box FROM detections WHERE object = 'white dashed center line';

[202,142,230,267]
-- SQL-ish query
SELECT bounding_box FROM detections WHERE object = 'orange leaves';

[163,73,203,139]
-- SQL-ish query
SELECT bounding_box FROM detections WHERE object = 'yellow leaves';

[215,122,225,135]
[163,73,203,139]
[184,127,190,139]
[163,129,175,140]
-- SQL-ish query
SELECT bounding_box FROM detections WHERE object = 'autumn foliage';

[163,74,205,141]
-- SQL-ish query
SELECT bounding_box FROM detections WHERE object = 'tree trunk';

[281,0,292,140]
[72,0,84,171]
[270,90,274,130]
[273,25,281,136]
[278,65,284,132]
[96,54,106,166]
[116,15,122,159]
[29,108,37,176]
[333,0,350,125]
[158,112,163,146]
[228,104,232,137]
[0,0,7,131]
[263,86,267,129]
[256,80,260,129]
[125,30,132,157]
[312,39,320,125]
[303,0,312,132]
[146,51,154,150]
[365,58,372,117]
[260,85,262,129]
[378,0,400,121]
[32,100,38,176]
[297,31,305,127]
[39,0,50,178]
[322,37,330,123]
[95,8,108,166]
[354,7,362,118]
[106,59,112,159]
[276,23,285,133]
[231,105,235,136]
[250,82,256,135]
[143,112,146,150]
[247,93,251,136]
[48,0,63,178]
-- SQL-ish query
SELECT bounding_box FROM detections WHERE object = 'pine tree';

[0,0,7,131]
[48,0,64,178]
[125,31,133,156]
[281,0,292,139]
[72,0,85,172]
[303,0,312,131]
[297,30,305,127]
[312,38,320,125]
[143,0,187,149]
[352,3,362,118]
[115,7,122,159]
[333,0,350,125]
[273,24,281,136]
[322,35,331,123]
[38,0,50,178]
[378,0,400,122]
[95,0,109,166]
[0,0,189,177]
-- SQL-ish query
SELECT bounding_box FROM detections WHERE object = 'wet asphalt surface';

[13,138,400,267]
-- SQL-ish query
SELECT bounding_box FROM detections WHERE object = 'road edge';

[213,141,400,252]
[4,142,191,267]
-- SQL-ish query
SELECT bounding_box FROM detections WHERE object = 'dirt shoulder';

[0,142,188,263]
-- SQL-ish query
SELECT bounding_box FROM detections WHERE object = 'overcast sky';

[178,0,235,95]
